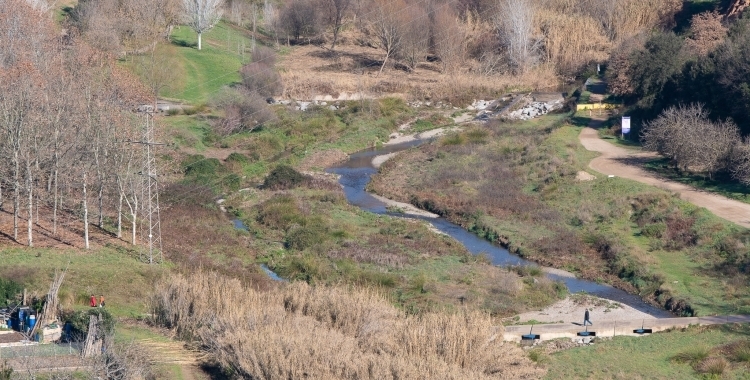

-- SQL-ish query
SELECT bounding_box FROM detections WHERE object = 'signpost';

[621,116,631,138]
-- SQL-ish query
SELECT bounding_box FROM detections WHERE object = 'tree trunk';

[198,32,203,50]
[26,162,33,247]
[117,191,123,239]
[52,168,58,234]
[98,182,103,229]
[0,176,3,210]
[378,52,390,76]
[131,212,137,245]
[13,150,19,242]
[83,172,89,250]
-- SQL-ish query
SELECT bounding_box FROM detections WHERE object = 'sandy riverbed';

[515,294,673,325]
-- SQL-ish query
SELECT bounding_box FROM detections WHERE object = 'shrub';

[226,152,250,164]
[262,165,309,190]
[61,308,115,342]
[183,156,225,185]
[465,128,489,144]
[212,87,274,135]
[695,356,728,375]
[240,62,282,98]
[672,346,710,364]
[640,223,666,238]
[222,173,242,192]
[0,278,22,307]
[285,218,330,250]
[256,195,306,231]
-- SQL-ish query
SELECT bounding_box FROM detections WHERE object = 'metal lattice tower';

[140,111,163,264]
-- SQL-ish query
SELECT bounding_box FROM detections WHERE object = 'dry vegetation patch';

[153,270,546,379]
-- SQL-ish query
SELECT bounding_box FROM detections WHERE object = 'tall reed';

[152,271,545,379]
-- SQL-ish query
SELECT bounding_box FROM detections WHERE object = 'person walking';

[583,308,593,326]
[99,295,105,308]
[89,294,97,308]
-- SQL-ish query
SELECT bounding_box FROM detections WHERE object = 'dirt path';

[580,116,750,228]
[137,337,207,380]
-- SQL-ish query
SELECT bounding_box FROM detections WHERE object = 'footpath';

[580,115,750,229]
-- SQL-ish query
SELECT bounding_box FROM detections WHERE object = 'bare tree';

[433,6,465,73]
[279,0,320,42]
[495,0,539,73]
[369,0,407,75]
[401,3,430,71]
[321,0,352,50]
[182,0,224,50]
[642,103,739,178]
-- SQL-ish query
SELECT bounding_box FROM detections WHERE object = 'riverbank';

[369,112,750,317]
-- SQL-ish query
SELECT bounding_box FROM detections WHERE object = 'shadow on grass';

[642,157,750,203]
[172,38,196,49]
[600,135,642,148]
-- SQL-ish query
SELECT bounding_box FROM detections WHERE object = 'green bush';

[285,217,329,250]
[226,152,250,164]
[222,173,242,192]
[262,165,309,190]
[61,308,115,342]
[183,155,224,177]
[256,195,306,231]
[0,278,22,307]
[641,223,666,238]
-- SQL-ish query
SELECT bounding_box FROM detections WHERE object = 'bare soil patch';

[515,294,672,325]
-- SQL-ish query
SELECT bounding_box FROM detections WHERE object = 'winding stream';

[328,140,672,317]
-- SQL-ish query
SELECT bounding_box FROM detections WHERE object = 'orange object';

[99,295,105,307]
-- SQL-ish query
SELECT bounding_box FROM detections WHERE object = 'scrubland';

[370,112,750,316]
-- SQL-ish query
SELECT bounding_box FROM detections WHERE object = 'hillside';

[2,0,750,378]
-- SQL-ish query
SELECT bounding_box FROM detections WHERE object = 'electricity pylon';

[133,109,165,264]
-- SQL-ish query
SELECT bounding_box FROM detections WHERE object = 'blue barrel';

[28,315,36,330]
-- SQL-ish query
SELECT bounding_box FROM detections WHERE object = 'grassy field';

[0,246,164,317]
[370,112,750,316]
[136,22,252,104]
[544,324,750,379]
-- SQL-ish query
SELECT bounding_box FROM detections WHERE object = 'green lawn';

[157,22,252,104]
[545,324,750,379]
[0,246,164,317]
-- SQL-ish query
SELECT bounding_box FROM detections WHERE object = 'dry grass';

[152,270,545,379]
[277,44,558,103]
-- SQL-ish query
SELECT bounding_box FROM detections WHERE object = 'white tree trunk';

[117,191,123,239]
[131,212,137,245]
[13,150,19,242]
[198,32,202,50]
[98,182,103,228]
[83,172,89,250]
[26,162,33,247]
[52,169,58,234]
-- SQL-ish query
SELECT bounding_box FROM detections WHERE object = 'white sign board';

[621,116,631,134]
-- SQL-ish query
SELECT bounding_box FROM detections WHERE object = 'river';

[328,140,671,317]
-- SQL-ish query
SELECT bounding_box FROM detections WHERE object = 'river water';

[328,140,671,317]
